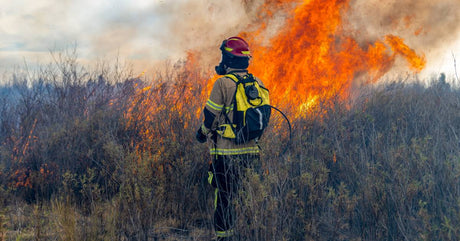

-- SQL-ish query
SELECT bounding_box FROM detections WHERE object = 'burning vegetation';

[243,0,425,115]
[0,0,459,240]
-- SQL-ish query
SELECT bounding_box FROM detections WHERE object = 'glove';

[196,126,207,143]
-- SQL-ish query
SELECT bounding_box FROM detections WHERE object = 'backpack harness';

[216,73,271,144]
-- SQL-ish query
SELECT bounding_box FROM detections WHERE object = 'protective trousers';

[208,154,258,240]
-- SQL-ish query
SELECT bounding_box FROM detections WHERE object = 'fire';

[123,0,427,155]
[242,0,426,116]
[385,35,426,72]
[124,52,207,155]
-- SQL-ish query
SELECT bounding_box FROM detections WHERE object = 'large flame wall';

[239,0,426,115]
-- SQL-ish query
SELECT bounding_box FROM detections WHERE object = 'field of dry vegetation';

[0,55,459,240]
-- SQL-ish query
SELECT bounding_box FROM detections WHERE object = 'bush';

[1,56,459,240]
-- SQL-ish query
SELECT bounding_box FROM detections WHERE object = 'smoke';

[118,0,460,77]
[156,0,259,67]
[87,0,265,72]
[346,0,460,76]
[0,0,263,74]
[1,0,459,78]
[348,0,460,46]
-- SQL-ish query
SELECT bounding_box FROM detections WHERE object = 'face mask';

[215,61,227,75]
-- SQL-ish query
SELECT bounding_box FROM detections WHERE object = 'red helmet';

[220,36,251,57]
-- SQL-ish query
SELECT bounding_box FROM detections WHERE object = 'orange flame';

[123,0,427,158]
[124,52,207,156]
[242,0,425,116]
[385,35,426,72]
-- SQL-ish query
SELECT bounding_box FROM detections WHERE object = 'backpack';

[217,73,271,144]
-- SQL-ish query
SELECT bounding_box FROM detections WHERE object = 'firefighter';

[196,36,265,240]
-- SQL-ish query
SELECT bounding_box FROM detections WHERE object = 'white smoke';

[347,0,460,79]
[0,0,259,75]
[1,0,459,79]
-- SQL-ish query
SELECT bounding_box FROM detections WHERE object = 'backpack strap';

[225,73,257,84]
[220,73,241,138]
[219,73,271,145]
[226,73,263,107]
[225,73,240,83]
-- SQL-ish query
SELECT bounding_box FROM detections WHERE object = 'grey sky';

[0,0,177,71]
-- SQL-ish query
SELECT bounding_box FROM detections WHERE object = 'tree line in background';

[0,55,459,240]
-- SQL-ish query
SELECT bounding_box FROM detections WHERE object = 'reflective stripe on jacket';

[203,68,265,155]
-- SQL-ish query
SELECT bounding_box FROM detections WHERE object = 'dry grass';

[0,57,459,240]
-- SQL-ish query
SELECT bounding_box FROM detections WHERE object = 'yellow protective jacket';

[203,69,266,156]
